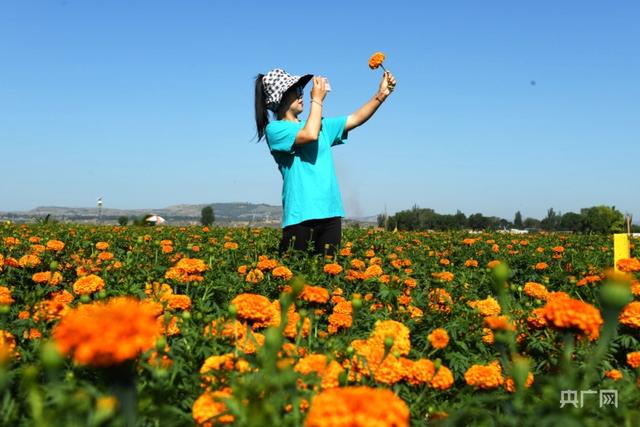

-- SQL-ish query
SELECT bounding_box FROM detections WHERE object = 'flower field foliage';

[0,222,639,426]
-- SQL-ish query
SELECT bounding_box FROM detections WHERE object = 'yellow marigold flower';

[272,266,293,281]
[619,301,640,329]
[299,285,330,304]
[18,254,41,268]
[245,268,264,284]
[73,274,105,296]
[428,328,449,349]
[626,351,640,368]
[323,263,343,276]
[464,361,504,389]
[542,296,603,340]
[192,389,234,426]
[304,386,409,427]
[46,240,65,251]
[468,296,501,316]
[52,297,162,367]
[524,282,548,300]
[0,286,14,306]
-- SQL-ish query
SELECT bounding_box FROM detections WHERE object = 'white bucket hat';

[262,68,313,111]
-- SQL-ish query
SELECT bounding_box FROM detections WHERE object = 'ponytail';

[254,74,269,141]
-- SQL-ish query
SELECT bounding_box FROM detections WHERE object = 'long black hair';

[254,74,269,141]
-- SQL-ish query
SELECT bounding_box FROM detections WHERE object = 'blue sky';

[1,0,638,221]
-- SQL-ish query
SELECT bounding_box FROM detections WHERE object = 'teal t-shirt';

[265,116,349,228]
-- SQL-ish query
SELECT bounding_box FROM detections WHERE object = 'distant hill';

[0,203,377,226]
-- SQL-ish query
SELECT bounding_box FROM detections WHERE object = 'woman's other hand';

[311,76,328,102]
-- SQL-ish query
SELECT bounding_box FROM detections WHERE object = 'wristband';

[311,99,323,107]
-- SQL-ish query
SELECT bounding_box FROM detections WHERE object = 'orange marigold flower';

[605,369,623,381]
[0,286,15,306]
[324,263,343,276]
[4,237,20,246]
[627,351,640,368]
[363,264,383,279]
[542,297,603,340]
[223,241,239,251]
[486,260,501,269]
[272,266,293,281]
[371,320,411,356]
[165,258,208,283]
[524,282,548,300]
[428,288,453,313]
[368,52,386,70]
[97,252,114,261]
[577,275,602,286]
[299,285,330,304]
[484,315,516,331]
[192,389,234,426]
[428,328,449,349]
[431,271,454,282]
[527,308,547,328]
[468,296,501,316]
[535,262,549,271]
[294,354,344,389]
[18,254,41,268]
[32,271,63,286]
[231,294,275,324]
[617,258,640,273]
[166,294,192,311]
[95,242,109,251]
[52,297,162,367]
[406,358,435,386]
[46,240,65,251]
[465,259,479,268]
[235,331,264,354]
[464,361,504,389]
[429,365,455,390]
[619,301,640,329]
[73,274,105,295]
[351,259,366,270]
[0,330,18,364]
[256,257,278,271]
[304,386,409,427]
[482,328,495,344]
[504,372,534,392]
[463,238,477,245]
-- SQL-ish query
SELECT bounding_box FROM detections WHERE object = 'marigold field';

[1,223,639,426]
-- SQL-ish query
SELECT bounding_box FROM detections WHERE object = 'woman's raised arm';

[345,71,396,132]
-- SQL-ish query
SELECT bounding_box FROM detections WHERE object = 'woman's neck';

[281,110,300,122]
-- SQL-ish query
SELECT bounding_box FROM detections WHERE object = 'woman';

[254,68,396,257]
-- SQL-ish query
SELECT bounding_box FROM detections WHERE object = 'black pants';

[279,216,342,257]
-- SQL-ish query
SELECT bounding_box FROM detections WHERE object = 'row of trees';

[378,205,637,233]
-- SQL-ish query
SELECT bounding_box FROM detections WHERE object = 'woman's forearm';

[348,91,389,130]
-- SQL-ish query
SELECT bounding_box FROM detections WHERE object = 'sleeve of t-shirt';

[321,116,349,147]
[265,121,298,154]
